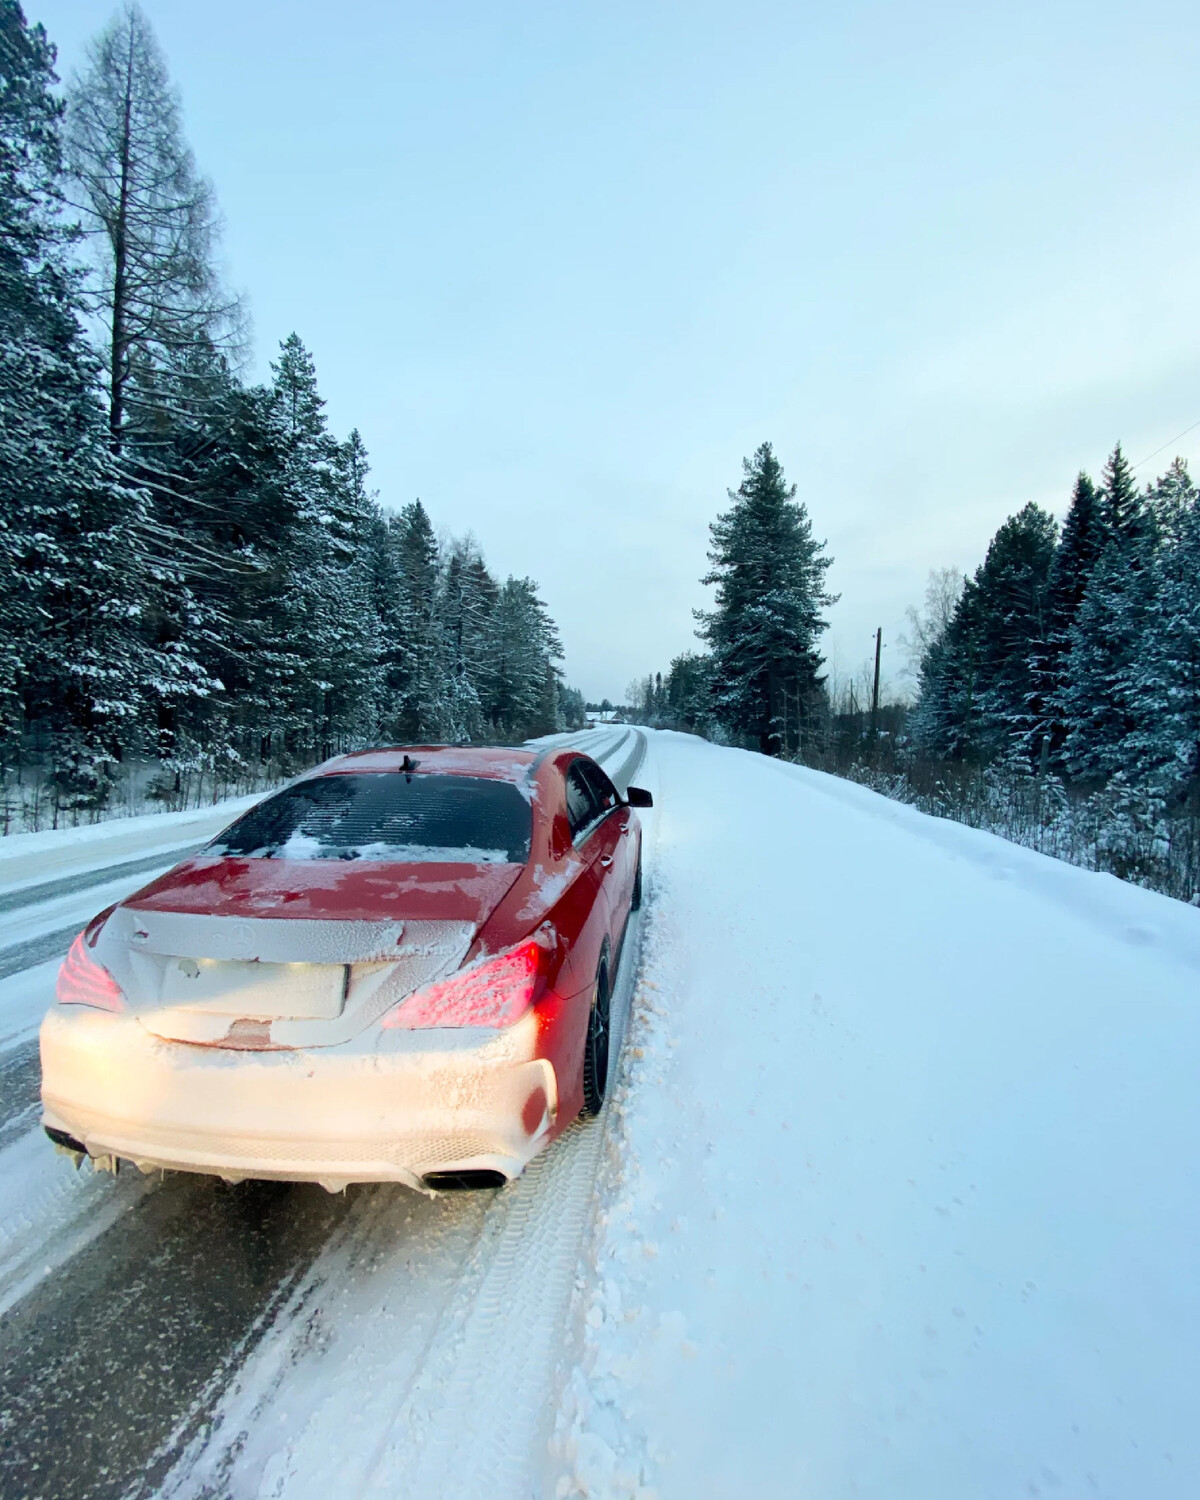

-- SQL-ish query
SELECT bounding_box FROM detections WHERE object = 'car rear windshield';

[209,773,531,863]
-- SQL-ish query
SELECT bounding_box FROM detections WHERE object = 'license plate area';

[158,957,346,1019]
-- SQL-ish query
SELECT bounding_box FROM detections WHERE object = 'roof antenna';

[401,753,420,779]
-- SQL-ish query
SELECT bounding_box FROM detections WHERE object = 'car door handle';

[599,855,613,867]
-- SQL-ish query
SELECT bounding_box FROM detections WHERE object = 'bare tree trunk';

[108,31,134,450]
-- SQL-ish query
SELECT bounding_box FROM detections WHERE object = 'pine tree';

[697,442,836,754]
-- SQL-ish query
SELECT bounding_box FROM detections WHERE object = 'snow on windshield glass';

[209,774,531,863]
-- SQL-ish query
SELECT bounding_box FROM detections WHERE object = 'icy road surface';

[3,727,1199,1499]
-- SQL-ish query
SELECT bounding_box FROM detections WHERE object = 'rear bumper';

[40,1006,559,1191]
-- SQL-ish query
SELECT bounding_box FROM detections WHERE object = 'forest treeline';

[0,2,580,830]
[629,439,1200,902]
[891,443,1200,900]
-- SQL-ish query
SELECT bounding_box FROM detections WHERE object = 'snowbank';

[0,792,266,891]
[553,730,1200,1499]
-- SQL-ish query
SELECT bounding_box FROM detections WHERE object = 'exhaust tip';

[45,1125,88,1155]
[422,1169,507,1192]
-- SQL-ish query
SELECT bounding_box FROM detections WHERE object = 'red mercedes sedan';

[41,745,652,1192]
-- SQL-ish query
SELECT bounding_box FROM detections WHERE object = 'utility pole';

[870,628,882,741]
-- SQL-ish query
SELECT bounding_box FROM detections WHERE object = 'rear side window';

[210,774,531,863]
[579,760,620,814]
[565,763,601,837]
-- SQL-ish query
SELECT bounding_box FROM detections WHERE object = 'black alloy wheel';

[581,956,611,1117]
[630,851,643,911]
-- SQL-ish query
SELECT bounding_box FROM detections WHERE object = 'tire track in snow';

[355,1118,607,1498]
[159,899,643,1500]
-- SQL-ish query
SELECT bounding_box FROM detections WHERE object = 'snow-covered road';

[2,728,1199,1499]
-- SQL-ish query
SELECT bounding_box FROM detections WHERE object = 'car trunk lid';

[97,857,523,1048]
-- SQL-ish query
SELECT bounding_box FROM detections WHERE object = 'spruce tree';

[1121,467,1200,800]
[697,442,836,754]
[970,502,1058,757]
[1147,456,1194,547]
[489,576,563,738]
[0,0,84,761]
[1061,445,1160,779]
[1029,472,1105,767]
[261,334,384,759]
[665,651,713,733]
[910,578,984,760]
[389,500,440,739]
[431,536,496,742]
[1098,441,1142,543]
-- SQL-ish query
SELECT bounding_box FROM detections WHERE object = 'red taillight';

[382,935,553,1030]
[56,933,126,1013]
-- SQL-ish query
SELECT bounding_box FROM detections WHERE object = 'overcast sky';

[36,0,1200,702]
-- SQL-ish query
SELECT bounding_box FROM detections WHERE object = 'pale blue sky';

[36,0,1200,701]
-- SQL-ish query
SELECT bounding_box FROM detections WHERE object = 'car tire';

[580,954,611,1117]
[630,851,643,911]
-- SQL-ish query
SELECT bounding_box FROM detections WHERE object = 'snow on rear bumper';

[39,1006,559,1190]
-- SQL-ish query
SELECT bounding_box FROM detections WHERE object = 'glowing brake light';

[57,932,127,1013]
[382,934,553,1030]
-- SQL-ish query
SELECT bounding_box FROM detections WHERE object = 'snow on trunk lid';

[95,909,476,1048]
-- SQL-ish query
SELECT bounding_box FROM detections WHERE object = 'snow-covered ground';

[554,732,1200,1499]
[2,727,1199,1498]
[0,789,265,892]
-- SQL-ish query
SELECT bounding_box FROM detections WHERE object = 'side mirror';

[626,786,653,808]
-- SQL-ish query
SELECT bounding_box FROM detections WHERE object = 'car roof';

[309,744,541,785]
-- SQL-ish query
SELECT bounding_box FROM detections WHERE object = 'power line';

[1132,418,1200,471]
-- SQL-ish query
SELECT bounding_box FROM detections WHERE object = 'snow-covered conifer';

[1029,472,1105,768]
[0,0,165,810]
[1061,446,1160,779]
[1117,463,1200,800]
[697,442,836,755]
